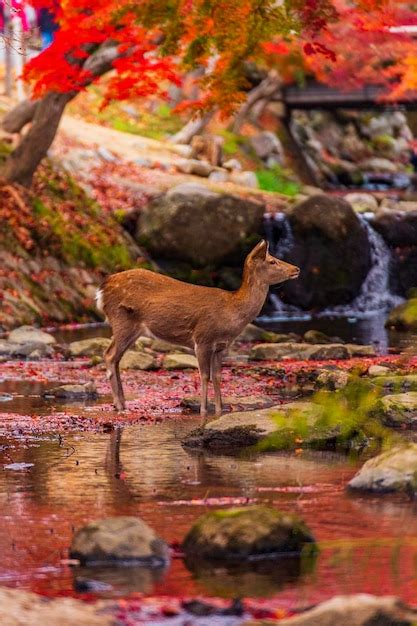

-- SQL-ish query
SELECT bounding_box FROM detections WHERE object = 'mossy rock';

[182,506,316,561]
[385,299,417,331]
[381,392,417,426]
[182,402,345,452]
[372,375,417,392]
[349,443,417,493]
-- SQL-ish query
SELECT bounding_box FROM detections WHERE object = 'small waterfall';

[261,212,403,322]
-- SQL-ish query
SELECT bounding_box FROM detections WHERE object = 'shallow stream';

[0,322,417,610]
[1,390,417,608]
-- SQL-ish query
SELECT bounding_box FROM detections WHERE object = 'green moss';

[218,130,247,156]
[0,140,12,164]
[386,298,417,331]
[27,165,134,272]
[256,167,300,196]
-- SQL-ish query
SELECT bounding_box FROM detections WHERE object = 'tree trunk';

[2,91,74,186]
[1,43,121,186]
[2,99,39,133]
[169,111,214,144]
[232,70,282,134]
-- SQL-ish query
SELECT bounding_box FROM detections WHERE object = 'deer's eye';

[269,260,275,265]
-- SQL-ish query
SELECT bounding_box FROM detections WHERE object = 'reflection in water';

[185,552,317,599]
[1,418,417,606]
[73,562,167,597]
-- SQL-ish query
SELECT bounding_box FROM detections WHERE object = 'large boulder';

[138,183,264,266]
[182,506,315,560]
[70,517,169,566]
[370,211,417,293]
[278,195,372,309]
[348,444,417,493]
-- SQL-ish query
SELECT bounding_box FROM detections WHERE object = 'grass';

[69,86,184,140]
[256,167,300,196]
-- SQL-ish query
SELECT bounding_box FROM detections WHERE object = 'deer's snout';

[289,266,300,279]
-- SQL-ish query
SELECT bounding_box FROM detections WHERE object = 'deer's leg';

[211,349,225,417]
[105,327,139,411]
[195,343,213,421]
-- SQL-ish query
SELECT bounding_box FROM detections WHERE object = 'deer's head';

[245,240,300,285]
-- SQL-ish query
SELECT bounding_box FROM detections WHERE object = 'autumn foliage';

[20,1,417,114]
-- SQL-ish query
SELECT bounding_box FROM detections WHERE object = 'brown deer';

[96,240,299,418]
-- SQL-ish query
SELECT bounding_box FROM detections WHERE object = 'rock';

[138,183,264,266]
[250,131,284,160]
[259,594,417,626]
[46,382,98,399]
[163,353,198,369]
[372,375,417,391]
[69,338,111,358]
[236,323,266,342]
[8,325,56,345]
[278,195,372,309]
[70,517,169,566]
[151,338,192,354]
[343,192,378,213]
[176,158,212,177]
[349,444,417,493]
[236,325,298,343]
[379,199,417,213]
[309,344,350,360]
[303,330,338,344]
[368,364,391,376]
[120,351,156,370]
[180,395,274,413]
[135,336,153,349]
[385,299,417,331]
[250,343,316,361]
[371,211,417,246]
[230,170,259,188]
[0,340,18,356]
[182,401,335,451]
[381,392,417,425]
[208,170,229,183]
[250,342,351,361]
[182,506,315,560]
[316,369,349,389]
[0,586,112,626]
[10,341,54,359]
[97,146,116,162]
[345,344,377,357]
[360,157,398,172]
[223,158,242,171]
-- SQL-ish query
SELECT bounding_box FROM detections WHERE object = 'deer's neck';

[234,268,269,324]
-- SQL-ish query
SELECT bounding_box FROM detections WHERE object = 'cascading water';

[260,212,403,323]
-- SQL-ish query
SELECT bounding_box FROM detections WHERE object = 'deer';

[96,240,299,419]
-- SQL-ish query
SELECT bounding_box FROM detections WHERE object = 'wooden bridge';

[282,82,417,111]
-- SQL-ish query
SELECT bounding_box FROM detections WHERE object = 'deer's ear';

[250,239,269,261]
